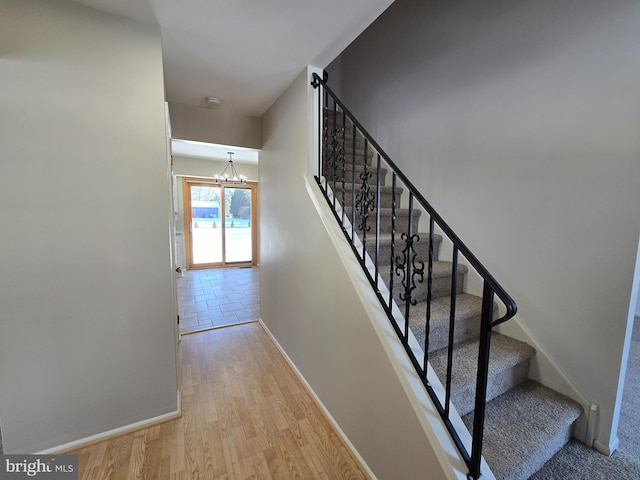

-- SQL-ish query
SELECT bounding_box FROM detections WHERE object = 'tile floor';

[177,266,260,334]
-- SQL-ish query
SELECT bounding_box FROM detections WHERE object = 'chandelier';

[213,152,246,185]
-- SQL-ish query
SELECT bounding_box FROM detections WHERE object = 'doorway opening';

[182,177,258,269]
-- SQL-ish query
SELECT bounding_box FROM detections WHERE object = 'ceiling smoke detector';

[205,96,222,108]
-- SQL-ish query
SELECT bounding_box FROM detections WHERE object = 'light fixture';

[205,96,222,108]
[213,152,246,185]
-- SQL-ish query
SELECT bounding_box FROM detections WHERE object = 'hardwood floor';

[70,322,371,480]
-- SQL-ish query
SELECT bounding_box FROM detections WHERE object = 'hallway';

[70,322,370,479]
[178,267,260,334]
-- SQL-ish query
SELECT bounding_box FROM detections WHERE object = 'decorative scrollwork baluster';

[330,126,344,180]
[395,232,425,323]
[339,112,347,222]
[355,140,376,254]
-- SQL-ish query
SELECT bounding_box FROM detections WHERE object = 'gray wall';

[329,0,640,451]
[0,0,178,452]
[168,102,262,150]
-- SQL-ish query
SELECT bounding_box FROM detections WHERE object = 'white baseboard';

[593,436,619,456]
[36,391,182,454]
[258,318,378,480]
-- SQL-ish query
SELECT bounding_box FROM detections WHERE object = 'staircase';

[316,82,583,479]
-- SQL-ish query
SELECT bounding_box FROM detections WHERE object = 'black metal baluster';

[389,173,397,308]
[397,193,424,341]
[332,104,338,210]
[317,82,321,179]
[404,193,414,340]
[323,87,329,191]
[470,282,495,480]
[340,110,346,225]
[351,123,356,241]
[423,215,435,376]
[374,153,382,288]
[359,139,371,263]
[445,246,459,418]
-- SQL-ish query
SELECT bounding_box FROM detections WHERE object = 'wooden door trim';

[182,177,258,270]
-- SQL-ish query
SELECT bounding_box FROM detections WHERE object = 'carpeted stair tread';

[323,163,388,184]
[529,440,640,480]
[329,184,402,208]
[409,293,484,352]
[429,333,535,417]
[380,231,442,262]
[356,232,442,273]
[386,258,467,277]
[381,260,467,303]
[375,232,442,263]
[324,133,368,150]
[463,380,583,480]
[343,206,422,218]
[380,232,442,252]
[323,147,374,165]
[330,185,405,209]
[343,206,422,236]
[323,162,385,175]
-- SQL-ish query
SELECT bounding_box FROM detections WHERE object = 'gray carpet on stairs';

[529,441,640,480]
[463,380,582,480]
[431,334,535,417]
[617,316,640,460]
[530,316,640,479]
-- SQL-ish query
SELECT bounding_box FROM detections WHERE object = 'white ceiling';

[70,0,393,118]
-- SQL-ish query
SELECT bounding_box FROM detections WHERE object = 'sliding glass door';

[183,178,257,268]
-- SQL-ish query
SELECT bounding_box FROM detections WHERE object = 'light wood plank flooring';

[70,322,371,480]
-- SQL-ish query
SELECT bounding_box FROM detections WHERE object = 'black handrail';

[312,72,517,479]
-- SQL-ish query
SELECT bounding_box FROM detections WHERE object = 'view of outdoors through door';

[185,180,255,268]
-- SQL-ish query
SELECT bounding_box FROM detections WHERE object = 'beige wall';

[168,102,261,149]
[329,0,640,452]
[0,0,178,452]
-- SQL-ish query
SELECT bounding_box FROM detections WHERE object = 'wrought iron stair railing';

[311,72,517,480]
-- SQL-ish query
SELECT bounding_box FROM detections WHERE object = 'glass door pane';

[224,186,252,263]
[190,185,223,265]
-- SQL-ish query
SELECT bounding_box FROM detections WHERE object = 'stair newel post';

[316,80,322,182]
[445,245,459,418]
[374,153,382,287]
[388,172,397,308]
[423,215,435,375]
[470,281,496,480]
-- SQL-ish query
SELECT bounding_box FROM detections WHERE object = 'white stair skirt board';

[307,175,485,480]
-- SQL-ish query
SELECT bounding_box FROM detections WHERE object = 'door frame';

[182,176,258,269]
